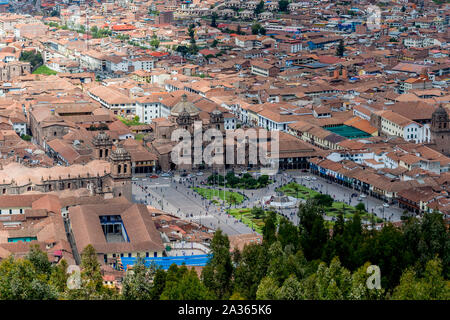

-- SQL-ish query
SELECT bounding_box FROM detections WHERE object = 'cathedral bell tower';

[92,131,113,160]
[109,146,132,199]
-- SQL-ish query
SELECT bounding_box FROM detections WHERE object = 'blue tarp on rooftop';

[120,254,210,271]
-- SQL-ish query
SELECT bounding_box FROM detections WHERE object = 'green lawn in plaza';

[192,187,245,205]
[278,182,383,224]
[227,208,282,235]
[277,182,320,200]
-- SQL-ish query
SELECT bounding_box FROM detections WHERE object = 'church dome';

[171,93,200,117]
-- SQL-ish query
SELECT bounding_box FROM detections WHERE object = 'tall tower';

[92,131,113,160]
[210,107,224,131]
[109,146,132,199]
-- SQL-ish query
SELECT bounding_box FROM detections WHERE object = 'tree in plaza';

[228,192,239,207]
[298,200,329,261]
[225,172,239,188]
[391,258,450,300]
[233,243,269,299]
[121,258,155,300]
[355,202,365,213]
[251,206,265,219]
[257,174,269,187]
[312,194,333,207]
[201,229,234,299]
[336,39,345,57]
[262,211,277,246]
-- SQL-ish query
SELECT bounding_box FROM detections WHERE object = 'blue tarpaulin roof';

[120,254,210,270]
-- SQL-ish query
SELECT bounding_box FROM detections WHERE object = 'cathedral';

[146,93,228,172]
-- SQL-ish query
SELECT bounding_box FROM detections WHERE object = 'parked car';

[196,172,204,176]
[383,203,390,208]
[160,172,171,177]
[150,175,158,179]
[360,194,367,198]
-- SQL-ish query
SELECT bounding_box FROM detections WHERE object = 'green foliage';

[122,258,155,300]
[19,50,43,71]
[211,12,218,28]
[251,23,266,35]
[392,258,450,300]
[201,230,233,299]
[20,134,32,141]
[336,39,345,57]
[262,211,277,246]
[278,0,289,12]
[256,276,279,300]
[355,202,365,212]
[65,245,117,300]
[0,256,58,300]
[254,0,265,15]
[298,200,329,261]
[313,194,333,207]
[233,243,269,299]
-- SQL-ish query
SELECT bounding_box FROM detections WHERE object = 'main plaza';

[132,168,407,236]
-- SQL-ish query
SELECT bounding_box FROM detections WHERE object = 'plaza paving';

[132,170,406,236]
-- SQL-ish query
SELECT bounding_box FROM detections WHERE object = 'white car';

[160,172,171,177]
[383,203,389,208]
[311,177,317,181]
[196,172,204,176]
[360,194,367,198]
